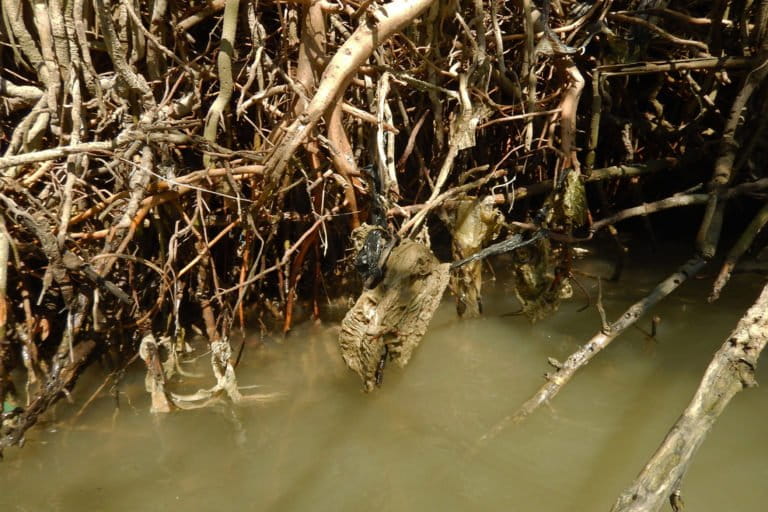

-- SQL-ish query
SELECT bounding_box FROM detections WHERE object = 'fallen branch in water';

[480,256,707,442]
[612,282,768,512]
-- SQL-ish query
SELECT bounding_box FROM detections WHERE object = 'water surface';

[2,252,767,511]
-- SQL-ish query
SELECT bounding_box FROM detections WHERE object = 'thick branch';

[258,0,437,202]
[612,283,768,512]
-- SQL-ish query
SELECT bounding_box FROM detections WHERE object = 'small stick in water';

[375,344,389,388]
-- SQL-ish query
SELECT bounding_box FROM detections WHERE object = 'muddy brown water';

[2,250,767,511]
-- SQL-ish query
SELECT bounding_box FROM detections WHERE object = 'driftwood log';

[612,282,768,512]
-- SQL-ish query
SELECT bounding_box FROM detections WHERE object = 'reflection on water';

[2,253,767,511]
